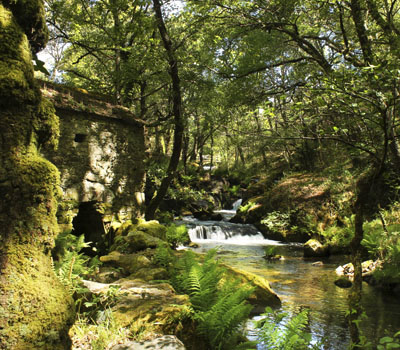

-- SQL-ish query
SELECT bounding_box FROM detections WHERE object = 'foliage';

[173,249,254,350]
[52,230,101,291]
[255,307,323,350]
[321,216,355,248]
[166,223,190,249]
[229,184,241,197]
[261,211,292,234]
[362,203,400,283]
[239,201,257,214]
[71,312,130,350]
[81,285,122,320]
[263,246,279,259]
[376,333,400,350]
[153,242,176,269]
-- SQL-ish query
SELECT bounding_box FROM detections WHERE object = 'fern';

[256,307,323,350]
[173,249,254,349]
[52,231,101,291]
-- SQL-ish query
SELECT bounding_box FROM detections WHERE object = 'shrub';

[166,223,190,249]
[321,215,354,248]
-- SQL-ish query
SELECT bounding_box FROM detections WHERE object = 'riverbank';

[186,219,400,349]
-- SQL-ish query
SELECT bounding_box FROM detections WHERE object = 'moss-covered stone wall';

[40,81,147,222]
[0,1,75,349]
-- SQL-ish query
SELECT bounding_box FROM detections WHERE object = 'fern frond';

[186,265,202,295]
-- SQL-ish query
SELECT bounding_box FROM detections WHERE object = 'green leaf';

[381,337,394,344]
[33,54,50,76]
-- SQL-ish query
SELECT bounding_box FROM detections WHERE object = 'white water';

[185,199,282,245]
[212,198,243,221]
[188,222,281,245]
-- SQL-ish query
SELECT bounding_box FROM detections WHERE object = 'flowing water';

[180,203,400,349]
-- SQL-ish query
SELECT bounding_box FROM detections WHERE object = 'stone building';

[40,81,147,248]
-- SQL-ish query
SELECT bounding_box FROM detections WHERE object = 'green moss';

[35,97,60,150]
[0,242,75,349]
[112,291,192,340]
[3,0,49,53]
[136,219,167,240]
[0,5,39,107]
[223,265,281,308]
[0,3,74,348]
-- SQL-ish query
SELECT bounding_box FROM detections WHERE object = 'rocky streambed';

[70,219,280,350]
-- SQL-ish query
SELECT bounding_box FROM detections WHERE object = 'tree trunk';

[348,170,380,347]
[0,2,75,349]
[145,0,184,219]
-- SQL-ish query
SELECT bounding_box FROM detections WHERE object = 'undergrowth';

[52,230,101,291]
[172,249,255,350]
[255,307,323,350]
[362,202,400,284]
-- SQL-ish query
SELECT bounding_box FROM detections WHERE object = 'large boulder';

[223,265,281,312]
[82,278,196,347]
[136,220,167,240]
[303,239,330,258]
[111,231,163,253]
[0,3,75,348]
[100,251,152,274]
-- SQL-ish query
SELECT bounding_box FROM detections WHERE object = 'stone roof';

[38,79,145,126]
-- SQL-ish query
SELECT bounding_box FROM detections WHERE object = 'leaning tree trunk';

[0,1,75,349]
[145,0,184,220]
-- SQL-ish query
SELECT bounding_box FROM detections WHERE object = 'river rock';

[193,209,214,221]
[82,278,195,343]
[334,276,352,288]
[135,219,167,240]
[100,251,152,274]
[336,260,382,284]
[223,265,281,310]
[114,219,167,239]
[111,335,186,350]
[303,239,329,258]
[210,212,223,221]
[111,230,162,253]
[90,266,124,283]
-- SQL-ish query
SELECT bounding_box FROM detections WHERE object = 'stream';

[180,201,400,349]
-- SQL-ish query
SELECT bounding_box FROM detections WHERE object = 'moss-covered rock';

[82,278,196,347]
[223,265,281,310]
[304,239,330,258]
[111,231,163,253]
[136,219,167,240]
[100,251,152,274]
[131,267,169,281]
[0,2,74,348]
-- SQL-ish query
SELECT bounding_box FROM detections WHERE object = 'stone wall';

[40,81,147,221]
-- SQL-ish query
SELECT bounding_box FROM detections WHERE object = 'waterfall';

[182,199,282,245]
[187,220,280,245]
[232,198,243,211]
[214,198,243,221]
[189,225,265,243]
